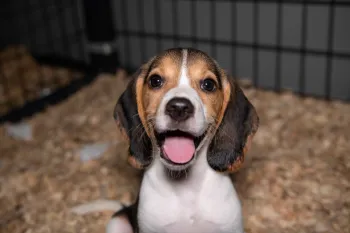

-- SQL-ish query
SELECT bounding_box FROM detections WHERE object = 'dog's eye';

[149,75,164,89]
[201,78,217,92]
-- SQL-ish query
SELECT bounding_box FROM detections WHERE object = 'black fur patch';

[114,73,153,167]
[111,200,139,232]
[207,79,258,172]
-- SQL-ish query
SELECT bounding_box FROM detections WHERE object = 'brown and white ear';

[113,66,153,169]
[207,75,259,173]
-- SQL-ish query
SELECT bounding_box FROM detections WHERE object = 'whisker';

[131,113,140,119]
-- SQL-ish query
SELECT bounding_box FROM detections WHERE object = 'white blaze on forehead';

[178,49,190,86]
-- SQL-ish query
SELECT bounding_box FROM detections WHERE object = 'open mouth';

[156,130,204,165]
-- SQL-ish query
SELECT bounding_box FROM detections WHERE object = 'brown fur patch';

[128,155,144,169]
[141,51,183,124]
[186,49,237,137]
[227,156,244,173]
[187,59,224,123]
[215,73,232,131]
[136,77,150,137]
[226,134,255,172]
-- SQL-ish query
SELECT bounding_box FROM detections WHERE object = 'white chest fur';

[137,147,244,233]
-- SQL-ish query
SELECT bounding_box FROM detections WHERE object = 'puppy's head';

[114,48,259,172]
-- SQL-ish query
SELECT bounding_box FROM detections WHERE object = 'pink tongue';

[162,137,195,164]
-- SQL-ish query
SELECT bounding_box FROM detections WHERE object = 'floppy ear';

[207,76,259,173]
[113,67,153,169]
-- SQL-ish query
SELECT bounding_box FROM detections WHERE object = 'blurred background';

[0,0,349,233]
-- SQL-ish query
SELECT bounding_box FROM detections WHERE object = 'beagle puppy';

[108,48,259,233]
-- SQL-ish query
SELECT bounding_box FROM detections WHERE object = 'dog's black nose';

[165,97,194,121]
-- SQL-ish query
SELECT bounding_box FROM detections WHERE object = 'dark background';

[1,0,349,108]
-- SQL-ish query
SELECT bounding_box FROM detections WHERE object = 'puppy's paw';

[106,216,133,233]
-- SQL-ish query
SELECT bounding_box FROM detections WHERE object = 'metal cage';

[1,0,349,123]
[114,0,350,101]
[0,0,118,123]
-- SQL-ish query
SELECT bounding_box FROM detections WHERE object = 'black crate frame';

[116,0,350,101]
[0,0,119,123]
